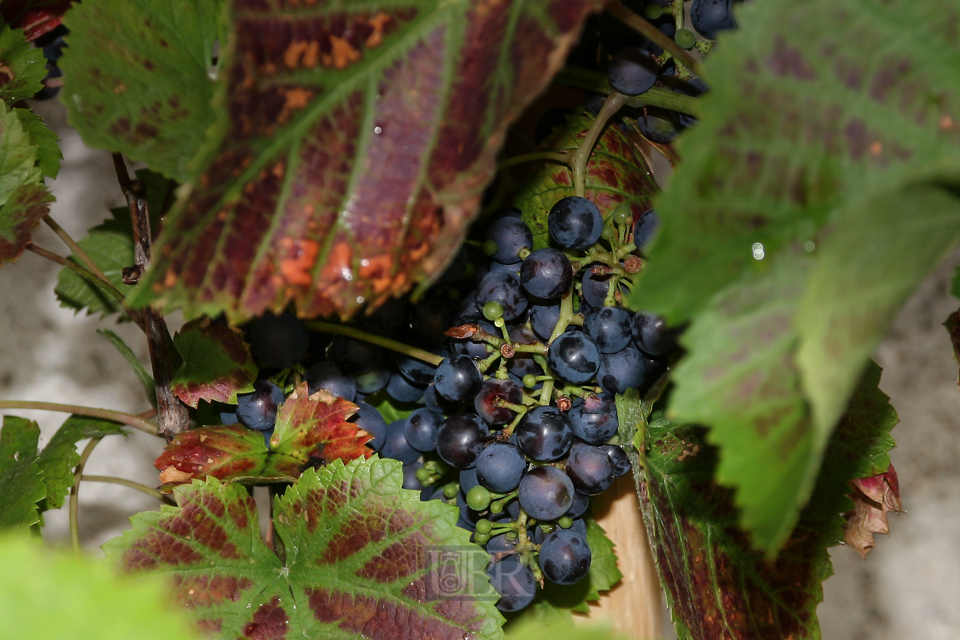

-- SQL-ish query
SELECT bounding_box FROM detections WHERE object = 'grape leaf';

[59,0,222,182]
[36,415,126,511]
[127,0,599,322]
[155,384,371,486]
[630,0,960,553]
[0,2,72,42]
[106,457,505,639]
[171,317,257,408]
[15,107,61,178]
[0,535,203,640]
[625,362,897,640]
[843,463,902,559]
[0,416,45,531]
[514,113,658,250]
[97,328,157,407]
[507,618,631,640]
[0,99,41,207]
[0,25,46,104]
[0,181,52,265]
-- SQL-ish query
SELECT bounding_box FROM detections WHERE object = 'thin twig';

[606,0,709,81]
[572,92,629,196]
[70,438,103,554]
[554,68,700,117]
[42,215,110,283]
[305,321,445,366]
[0,400,158,436]
[27,244,127,304]
[82,475,169,502]
[497,151,571,171]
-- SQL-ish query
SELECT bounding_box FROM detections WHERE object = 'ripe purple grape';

[584,306,633,354]
[566,442,616,495]
[304,361,356,401]
[476,442,527,493]
[518,465,574,521]
[352,401,387,451]
[403,408,445,452]
[530,302,561,341]
[691,0,738,39]
[538,529,591,585]
[547,331,601,385]
[484,211,532,265]
[436,413,490,469]
[380,419,421,464]
[248,312,309,370]
[434,354,483,402]
[516,406,574,462]
[548,196,604,250]
[330,336,383,375]
[631,311,679,357]
[569,393,619,445]
[600,444,632,477]
[487,554,536,612]
[236,380,284,431]
[597,345,662,395]
[519,248,572,299]
[474,378,523,425]
[632,210,660,250]
[385,371,426,403]
[608,47,659,96]
[581,267,614,308]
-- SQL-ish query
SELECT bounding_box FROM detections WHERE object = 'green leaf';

[170,317,256,407]
[630,0,960,552]
[952,264,960,299]
[0,180,53,265]
[507,618,631,640]
[128,0,599,322]
[106,457,505,640]
[0,99,41,208]
[0,416,45,531]
[581,518,621,605]
[14,107,61,178]
[37,415,126,511]
[0,535,202,640]
[59,0,222,181]
[97,329,156,407]
[0,25,46,104]
[514,112,657,250]
[623,363,896,640]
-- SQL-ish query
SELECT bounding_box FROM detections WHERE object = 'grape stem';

[571,92,628,198]
[548,291,576,343]
[554,68,699,117]
[304,321,443,367]
[42,215,111,284]
[497,151,571,171]
[606,0,708,81]
[82,475,171,502]
[26,244,127,305]
[70,437,103,554]
[0,401,159,436]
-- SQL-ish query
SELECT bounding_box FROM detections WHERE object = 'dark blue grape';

[35,34,67,100]
[395,354,439,387]
[532,518,587,544]
[403,408,445,452]
[220,407,238,425]
[530,303,561,341]
[354,363,390,394]
[635,108,682,144]
[566,442,616,495]
[600,444,632,477]
[484,212,532,264]
[489,260,521,275]
[436,413,490,469]
[476,443,527,493]
[357,296,408,336]
[403,462,425,490]
[475,271,528,322]
[248,312,309,370]
[487,555,537,612]
[548,197,603,250]
[474,378,523,426]
[607,47,659,96]
[518,465,574,521]
[423,383,458,414]
[597,345,663,395]
[632,210,660,250]
[460,467,480,494]
[486,533,518,555]
[691,0,738,39]
[236,380,284,431]
[352,401,387,451]
[566,491,591,519]
[519,248,572,299]
[584,307,633,354]
[380,419,421,464]
[631,311,678,357]
[547,331,601,385]
[434,354,483,402]
[305,361,356,401]
[581,267,614,308]
[385,371,426,403]
[538,529,591,585]
[516,406,574,462]
[569,393,619,445]
[330,336,383,375]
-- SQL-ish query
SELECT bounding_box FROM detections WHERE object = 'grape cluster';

[218,193,677,613]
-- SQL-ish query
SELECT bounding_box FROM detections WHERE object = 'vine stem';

[572,92,629,197]
[304,321,444,366]
[606,0,708,81]
[554,68,700,117]
[70,437,103,554]
[42,215,110,284]
[497,151,570,171]
[82,475,169,502]
[26,244,127,304]
[0,401,159,436]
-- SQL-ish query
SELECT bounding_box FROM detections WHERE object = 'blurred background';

[2,97,958,640]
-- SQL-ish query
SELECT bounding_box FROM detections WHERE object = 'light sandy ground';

[2,98,958,640]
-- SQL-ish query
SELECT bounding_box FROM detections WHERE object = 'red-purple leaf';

[155,425,269,488]
[0,183,53,265]
[106,457,504,639]
[843,463,902,558]
[128,0,598,321]
[170,317,257,408]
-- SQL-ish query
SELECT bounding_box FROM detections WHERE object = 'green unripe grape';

[443,483,459,499]
[490,501,504,514]
[482,300,504,321]
[473,532,490,545]
[466,485,492,511]
[482,239,499,256]
[612,204,631,225]
[476,519,493,535]
[522,374,537,388]
[644,3,663,19]
[558,516,573,529]
[415,467,432,483]
[601,226,616,240]
[675,28,697,49]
